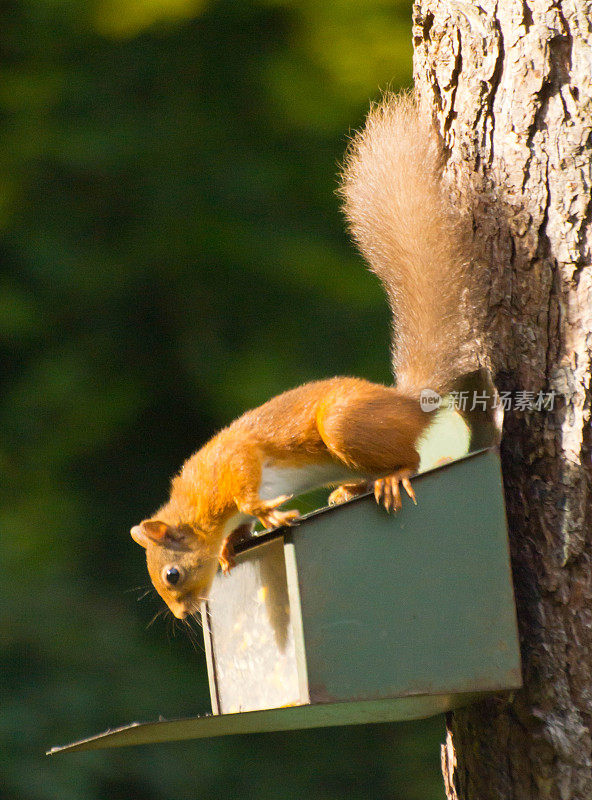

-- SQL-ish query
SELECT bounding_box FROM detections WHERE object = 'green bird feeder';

[50,447,521,754]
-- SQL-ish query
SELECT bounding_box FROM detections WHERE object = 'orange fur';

[131,94,482,618]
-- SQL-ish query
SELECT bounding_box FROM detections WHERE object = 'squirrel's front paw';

[218,551,234,575]
[373,470,417,513]
[243,494,300,530]
[218,539,236,574]
[236,494,300,530]
[258,506,300,530]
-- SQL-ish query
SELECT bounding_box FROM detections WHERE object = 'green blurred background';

[1,1,446,797]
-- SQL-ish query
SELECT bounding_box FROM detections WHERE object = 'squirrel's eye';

[162,566,183,587]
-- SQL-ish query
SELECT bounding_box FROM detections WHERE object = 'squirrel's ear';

[130,519,170,548]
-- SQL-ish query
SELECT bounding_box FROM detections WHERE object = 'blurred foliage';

[0,1,446,798]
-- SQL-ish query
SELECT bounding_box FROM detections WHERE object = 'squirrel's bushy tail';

[339,92,479,398]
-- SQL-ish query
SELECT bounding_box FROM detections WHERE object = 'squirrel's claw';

[254,493,300,530]
[374,470,416,513]
[218,550,234,574]
[235,493,299,530]
[218,522,254,575]
[401,476,416,505]
[259,507,300,530]
[328,482,369,506]
[218,540,236,574]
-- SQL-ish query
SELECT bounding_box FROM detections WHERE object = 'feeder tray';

[49,447,521,754]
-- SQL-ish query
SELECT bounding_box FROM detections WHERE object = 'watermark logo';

[418,388,558,413]
[420,388,442,412]
[447,389,557,412]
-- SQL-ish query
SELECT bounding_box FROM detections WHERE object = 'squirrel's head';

[130,519,218,619]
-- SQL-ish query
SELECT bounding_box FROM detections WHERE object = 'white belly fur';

[258,460,359,501]
[222,511,251,536]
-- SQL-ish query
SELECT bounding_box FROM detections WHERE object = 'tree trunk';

[412,1,592,798]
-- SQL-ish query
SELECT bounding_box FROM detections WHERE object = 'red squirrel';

[130,93,480,620]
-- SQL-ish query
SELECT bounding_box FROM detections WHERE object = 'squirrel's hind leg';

[317,383,428,512]
[373,471,416,512]
[328,481,371,506]
[329,472,416,513]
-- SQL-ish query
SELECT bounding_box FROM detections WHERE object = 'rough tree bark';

[412,2,592,798]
